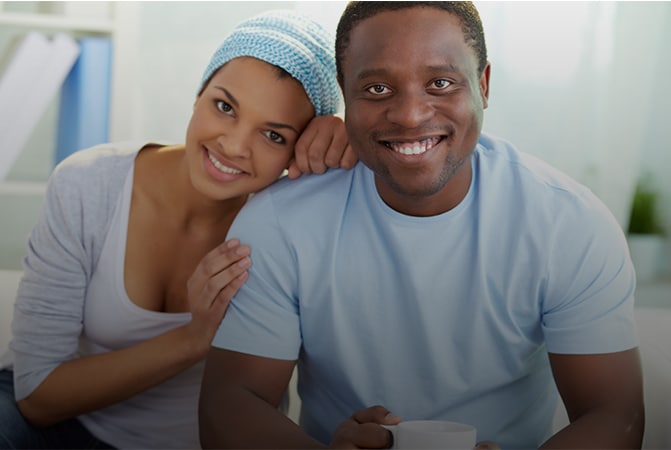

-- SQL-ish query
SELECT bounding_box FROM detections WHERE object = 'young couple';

[3,2,644,450]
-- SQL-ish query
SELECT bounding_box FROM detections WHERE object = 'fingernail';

[238,257,251,268]
[384,412,402,423]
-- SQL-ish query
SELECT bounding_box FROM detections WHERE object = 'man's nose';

[385,91,435,128]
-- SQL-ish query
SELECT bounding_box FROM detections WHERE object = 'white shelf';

[0,11,114,34]
[0,181,47,196]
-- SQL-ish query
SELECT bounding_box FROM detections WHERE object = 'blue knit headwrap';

[198,10,341,116]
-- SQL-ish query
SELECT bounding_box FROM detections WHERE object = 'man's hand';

[288,114,356,179]
[330,405,402,449]
[475,441,501,450]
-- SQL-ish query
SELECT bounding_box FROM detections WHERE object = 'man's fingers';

[475,440,500,450]
[350,405,401,425]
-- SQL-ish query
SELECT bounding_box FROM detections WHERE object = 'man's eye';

[366,84,390,95]
[432,79,451,89]
[265,130,285,144]
[215,100,233,113]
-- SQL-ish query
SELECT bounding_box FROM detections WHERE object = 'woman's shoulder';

[50,141,169,197]
[52,141,144,179]
[44,142,157,226]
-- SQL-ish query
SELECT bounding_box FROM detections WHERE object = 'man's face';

[340,7,490,216]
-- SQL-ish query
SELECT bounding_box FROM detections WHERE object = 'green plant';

[627,175,665,235]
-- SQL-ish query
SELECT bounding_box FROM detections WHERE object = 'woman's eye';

[215,100,233,114]
[265,130,285,144]
[366,84,390,95]
[432,79,451,89]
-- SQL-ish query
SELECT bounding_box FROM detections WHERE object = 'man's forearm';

[199,385,326,449]
[540,405,644,449]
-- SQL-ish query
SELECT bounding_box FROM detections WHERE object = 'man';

[199,2,644,448]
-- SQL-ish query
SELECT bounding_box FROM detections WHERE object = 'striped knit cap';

[198,10,341,116]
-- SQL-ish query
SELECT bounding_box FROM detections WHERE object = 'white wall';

[111,1,296,144]
[1,1,669,274]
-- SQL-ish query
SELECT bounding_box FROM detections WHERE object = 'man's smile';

[382,136,443,156]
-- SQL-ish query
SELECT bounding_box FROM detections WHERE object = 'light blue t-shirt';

[213,133,637,449]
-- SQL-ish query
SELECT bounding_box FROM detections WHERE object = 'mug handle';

[381,424,398,449]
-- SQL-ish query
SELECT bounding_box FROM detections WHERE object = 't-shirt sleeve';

[541,192,638,355]
[212,189,302,360]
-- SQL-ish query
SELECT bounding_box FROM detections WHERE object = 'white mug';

[383,420,477,449]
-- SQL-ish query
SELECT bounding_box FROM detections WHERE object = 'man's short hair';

[335,1,488,83]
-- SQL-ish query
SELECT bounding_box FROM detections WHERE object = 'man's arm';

[199,347,326,449]
[541,348,644,448]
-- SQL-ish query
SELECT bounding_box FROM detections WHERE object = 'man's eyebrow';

[356,68,389,81]
[427,64,461,73]
[213,86,299,134]
[213,86,239,108]
[357,64,462,80]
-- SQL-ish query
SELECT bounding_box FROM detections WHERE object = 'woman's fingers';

[291,115,351,177]
[202,255,250,310]
[188,239,251,310]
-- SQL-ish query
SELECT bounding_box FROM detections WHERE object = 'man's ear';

[480,62,491,109]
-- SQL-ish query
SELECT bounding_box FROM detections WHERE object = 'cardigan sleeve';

[9,143,141,400]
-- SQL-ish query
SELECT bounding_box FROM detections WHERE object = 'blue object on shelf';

[55,37,112,165]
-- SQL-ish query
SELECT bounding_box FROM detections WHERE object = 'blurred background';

[0,2,669,297]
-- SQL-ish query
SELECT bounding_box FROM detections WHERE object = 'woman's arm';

[17,238,250,427]
[18,240,250,426]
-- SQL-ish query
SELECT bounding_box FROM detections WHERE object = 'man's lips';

[382,136,443,156]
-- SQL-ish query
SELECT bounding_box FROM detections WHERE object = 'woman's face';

[185,56,314,200]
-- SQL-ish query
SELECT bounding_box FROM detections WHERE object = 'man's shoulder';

[231,165,363,239]
[476,133,594,202]
[476,133,620,236]
[250,165,361,211]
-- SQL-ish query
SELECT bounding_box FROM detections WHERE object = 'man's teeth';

[208,151,242,174]
[388,137,440,155]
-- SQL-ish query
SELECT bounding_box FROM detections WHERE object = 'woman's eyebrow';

[213,86,239,108]
[265,121,299,134]
[214,86,298,134]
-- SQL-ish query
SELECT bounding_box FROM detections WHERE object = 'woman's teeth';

[208,151,242,174]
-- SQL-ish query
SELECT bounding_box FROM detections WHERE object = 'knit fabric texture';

[198,10,341,116]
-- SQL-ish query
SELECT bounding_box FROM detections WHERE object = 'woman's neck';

[134,144,248,234]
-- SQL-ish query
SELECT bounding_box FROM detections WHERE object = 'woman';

[0,10,350,449]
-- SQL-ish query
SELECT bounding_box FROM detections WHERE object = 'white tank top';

[79,165,203,449]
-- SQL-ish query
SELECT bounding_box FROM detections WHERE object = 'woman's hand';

[288,114,357,179]
[185,238,251,355]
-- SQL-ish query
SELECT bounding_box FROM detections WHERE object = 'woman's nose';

[217,128,252,159]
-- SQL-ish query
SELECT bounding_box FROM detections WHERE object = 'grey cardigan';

[9,141,147,399]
